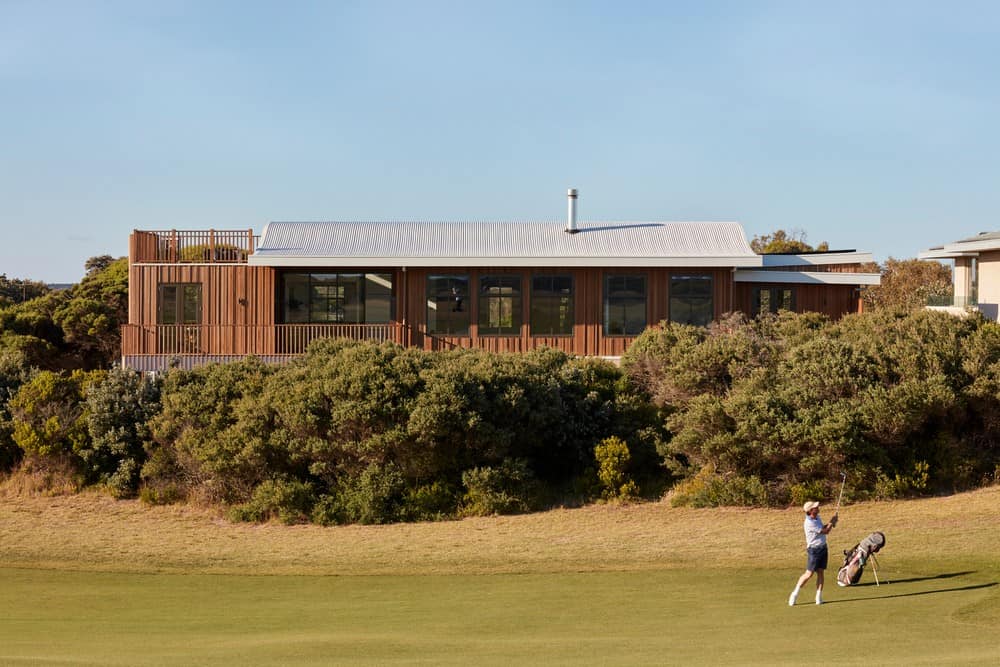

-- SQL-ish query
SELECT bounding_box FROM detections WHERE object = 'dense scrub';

[623,310,1000,506]
[136,342,657,523]
[2,307,999,521]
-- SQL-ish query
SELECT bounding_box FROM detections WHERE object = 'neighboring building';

[920,232,1000,319]
[121,191,880,370]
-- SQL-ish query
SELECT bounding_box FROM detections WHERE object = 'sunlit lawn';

[1,487,998,665]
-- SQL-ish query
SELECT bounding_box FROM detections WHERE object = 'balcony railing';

[926,294,978,308]
[130,229,259,264]
[122,323,407,357]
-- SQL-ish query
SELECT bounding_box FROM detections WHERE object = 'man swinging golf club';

[788,500,838,606]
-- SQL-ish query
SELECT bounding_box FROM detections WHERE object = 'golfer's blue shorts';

[806,545,828,571]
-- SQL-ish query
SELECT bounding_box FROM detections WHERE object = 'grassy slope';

[1,487,998,665]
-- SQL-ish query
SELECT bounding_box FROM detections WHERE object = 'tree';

[85,366,162,497]
[53,257,128,368]
[0,274,49,308]
[862,258,952,312]
[750,229,829,254]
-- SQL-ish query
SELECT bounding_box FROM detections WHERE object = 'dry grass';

[3,482,998,576]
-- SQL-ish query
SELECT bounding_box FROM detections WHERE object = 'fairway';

[1,488,998,665]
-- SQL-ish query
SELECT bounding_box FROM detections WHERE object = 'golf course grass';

[1,486,998,665]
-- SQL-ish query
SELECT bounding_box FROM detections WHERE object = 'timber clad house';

[122,192,881,371]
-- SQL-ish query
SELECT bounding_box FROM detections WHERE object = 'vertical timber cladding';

[133,264,275,354]
[402,267,735,357]
[732,283,862,319]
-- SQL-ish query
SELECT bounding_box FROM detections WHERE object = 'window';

[531,275,574,336]
[427,275,470,335]
[670,275,714,326]
[753,287,795,317]
[157,284,201,324]
[157,284,202,353]
[604,275,646,336]
[478,275,522,335]
[281,273,393,323]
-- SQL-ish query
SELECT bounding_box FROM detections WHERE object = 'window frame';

[530,274,574,337]
[157,283,202,325]
[478,274,522,337]
[603,274,647,337]
[280,272,394,324]
[426,274,471,336]
[669,274,714,327]
[752,286,796,317]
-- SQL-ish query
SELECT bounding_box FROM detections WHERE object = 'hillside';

[2,484,997,576]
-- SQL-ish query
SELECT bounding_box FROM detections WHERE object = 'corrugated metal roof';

[248,220,762,268]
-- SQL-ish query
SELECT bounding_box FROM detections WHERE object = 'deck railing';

[122,323,406,357]
[131,229,259,264]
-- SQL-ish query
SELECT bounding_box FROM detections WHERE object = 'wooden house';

[122,193,880,370]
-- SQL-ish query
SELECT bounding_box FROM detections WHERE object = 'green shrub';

[334,462,406,525]
[9,369,105,464]
[461,458,537,516]
[84,366,161,497]
[229,478,316,524]
[594,436,639,501]
[788,480,829,508]
[138,483,183,506]
[402,481,459,521]
[669,465,771,508]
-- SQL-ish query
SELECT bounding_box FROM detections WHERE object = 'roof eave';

[248,255,764,268]
[733,270,881,286]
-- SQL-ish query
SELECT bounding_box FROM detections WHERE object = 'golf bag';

[837,531,886,586]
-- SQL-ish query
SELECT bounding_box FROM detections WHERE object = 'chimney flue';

[566,188,579,234]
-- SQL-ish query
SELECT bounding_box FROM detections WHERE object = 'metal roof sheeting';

[249,220,762,268]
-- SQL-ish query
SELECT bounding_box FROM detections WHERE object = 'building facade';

[122,202,879,370]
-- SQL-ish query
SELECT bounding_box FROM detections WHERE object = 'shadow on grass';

[826,581,997,604]
[850,571,975,587]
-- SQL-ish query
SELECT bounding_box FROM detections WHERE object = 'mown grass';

[1,485,998,665]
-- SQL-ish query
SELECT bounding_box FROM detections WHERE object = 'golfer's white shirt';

[804,515,826,548]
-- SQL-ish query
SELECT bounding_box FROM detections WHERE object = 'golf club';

[833,471,847,517]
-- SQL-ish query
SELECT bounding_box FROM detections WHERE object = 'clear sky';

[3,1,999,283]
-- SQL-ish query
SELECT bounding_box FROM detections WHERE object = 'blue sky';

[3,1,999,283]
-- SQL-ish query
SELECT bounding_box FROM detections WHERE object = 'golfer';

[788,501,837,606]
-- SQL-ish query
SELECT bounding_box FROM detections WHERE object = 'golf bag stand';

[836,531,886,587]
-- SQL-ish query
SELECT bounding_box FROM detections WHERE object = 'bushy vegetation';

[135,343,647,524]
[2,254,998,520]
[623,310,1000,506]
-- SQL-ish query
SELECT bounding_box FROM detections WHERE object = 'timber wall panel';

[732,283,861,319]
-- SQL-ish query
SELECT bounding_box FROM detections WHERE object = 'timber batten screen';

[125,224,878,370]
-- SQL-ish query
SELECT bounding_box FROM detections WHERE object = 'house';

[919,232,1000,319]
[121,190,880,371]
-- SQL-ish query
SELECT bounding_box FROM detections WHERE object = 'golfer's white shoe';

[815,595,823,605]
[788,591,798,606]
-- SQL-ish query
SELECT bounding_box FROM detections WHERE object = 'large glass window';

[281,273,393,323]
[670,275,714,326]
[531,275,574,336]
[604,275,646,336]
[752,286,795,317]
[157,284,201,324]
[478,275,522,336]
[427,275,470,335]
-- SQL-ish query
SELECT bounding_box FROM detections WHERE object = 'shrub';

[402,481,459,521]
[669,464,771,508]
[9,369,105,465]
[461,458,537,516]
[594,436,639,501]
[84,366,161,497]
[229,478,316,524]
[147,358,278,503]
[334,462,406,525]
